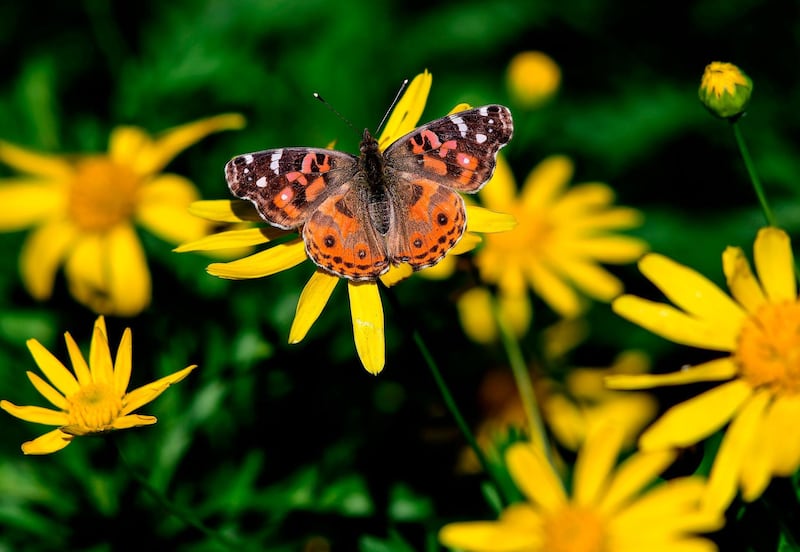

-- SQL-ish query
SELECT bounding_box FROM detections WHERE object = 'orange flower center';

[64,382,123,434]
[544,505,607,552]
[736,300,800,395]
[68,158,140,231]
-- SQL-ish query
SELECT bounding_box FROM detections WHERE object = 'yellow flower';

[506,51,561,109]
[0,113,245,316]
[441,424,723,552]
[608,227,800,512]
[177,71,514,374]
[458,340,657,473]
[1,316,196,455]
[461,155,648,342]
[698,61,752,119]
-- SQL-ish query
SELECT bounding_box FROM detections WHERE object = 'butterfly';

[225,104,513,281]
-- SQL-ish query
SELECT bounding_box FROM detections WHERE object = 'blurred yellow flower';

[506,51,561,108]
[608,227,800,512]
[177,71,514,374]
[461,155,647,343]
[441,424,723,552]
[0,114,245,316]
[458,344,657,473]
[1,316,195,455]
[698,61,752,119]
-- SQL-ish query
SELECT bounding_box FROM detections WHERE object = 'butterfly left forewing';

[225,147,358,229]
[384,104,513,193]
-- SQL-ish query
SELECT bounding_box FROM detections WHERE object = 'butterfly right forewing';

[225,147,359,229]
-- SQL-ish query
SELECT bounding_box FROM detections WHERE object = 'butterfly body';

[226,104,513,280]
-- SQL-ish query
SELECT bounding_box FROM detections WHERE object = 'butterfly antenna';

[375,78,409,135]
[313,92,358,136]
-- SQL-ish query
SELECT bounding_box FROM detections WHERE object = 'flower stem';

[491,298,548,457]
[731,120,777,227]
[383,287,513,504]
[113,438,248,551]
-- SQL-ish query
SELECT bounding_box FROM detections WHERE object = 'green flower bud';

[699,62,753,120]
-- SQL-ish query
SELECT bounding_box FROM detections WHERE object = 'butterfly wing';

[302,183,390,280]
[384,104,514,193]
[225,148,359,229]
[382,105,513,270]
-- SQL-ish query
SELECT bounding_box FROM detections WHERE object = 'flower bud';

[698,61,753,120]
[506,51,561,109]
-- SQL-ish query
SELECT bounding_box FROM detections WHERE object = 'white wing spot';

[475,133,487,144]
[256,176,268,188]
[243,167,250,174]
[460,154,471,165]
[478,107,489,116]
[270,150,283,173]
[243,154,254,164]
[450,115,468,137]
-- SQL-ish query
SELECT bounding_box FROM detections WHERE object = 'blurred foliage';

[1,0,799,550]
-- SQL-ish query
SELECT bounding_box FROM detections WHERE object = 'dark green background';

[1,0,798,550]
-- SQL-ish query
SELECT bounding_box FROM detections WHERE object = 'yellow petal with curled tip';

[21,429,73,455]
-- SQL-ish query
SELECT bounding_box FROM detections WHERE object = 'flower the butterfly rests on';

[177,71,516,373]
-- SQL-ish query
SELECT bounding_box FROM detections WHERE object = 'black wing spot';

[324,235,337,248]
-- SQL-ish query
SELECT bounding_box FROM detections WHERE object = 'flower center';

[736,300,800,395]
[68,158,140,231]
[543,505,607,552]
[64,382,123,434]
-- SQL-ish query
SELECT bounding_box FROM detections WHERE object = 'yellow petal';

[542,394,585,450]
[380,263,415,286]
[120,114,246,175]
[207,240,308,279]
[188,199,263,223]
[520,155,573,211]
[20,219,77,300]
[175,227,274,253]
[348,282,385,374]
[557,207,644,232]
[612,295,737,351]
[439,520,542,551]
[113,328,133,395]
[111,414,157,430]
[457,287,498,344]
[638,253,746,333]
[20,429,73,455]
[558,235,649,263]
[123,365,196,414]
[605,357,738,389]
[703,388,769,513]
[739,409,773,503]
[548,256,623,302]
[598,448,677,514]
[64,331,91,385]
[465,205,517,233]
[478,154,517,212]
[89,324,114,385]
[135,174,208,244]
[639,379,752,451]
[447,102,472,115]
[25,371,66,409]
[526,258,584,318]
[0,400,69,425]
[505,443,567,512]
[0,140,74,179]
[105,224,151,316]
[722,246,766,313]
[753,227,796,302]
[378,70,431,150]
[26,338,79,396]
[497,287,532,338]
[0,180,65,230]
[573,423,625,506]
[289,270,338,344]
[412,256,453,280]
[765,396,800,475]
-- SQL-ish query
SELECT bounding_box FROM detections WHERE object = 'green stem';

[731,120,777,227]
[113,438,247,551]
[383,288,512,504]
[491,298,548,458]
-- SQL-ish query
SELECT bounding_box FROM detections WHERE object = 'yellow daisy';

[441,424,723,552]
[0,113,245,316]
[607,227,800,512]
[1,316,196,455]
[177,71,514,374]
[460,155,648,342]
